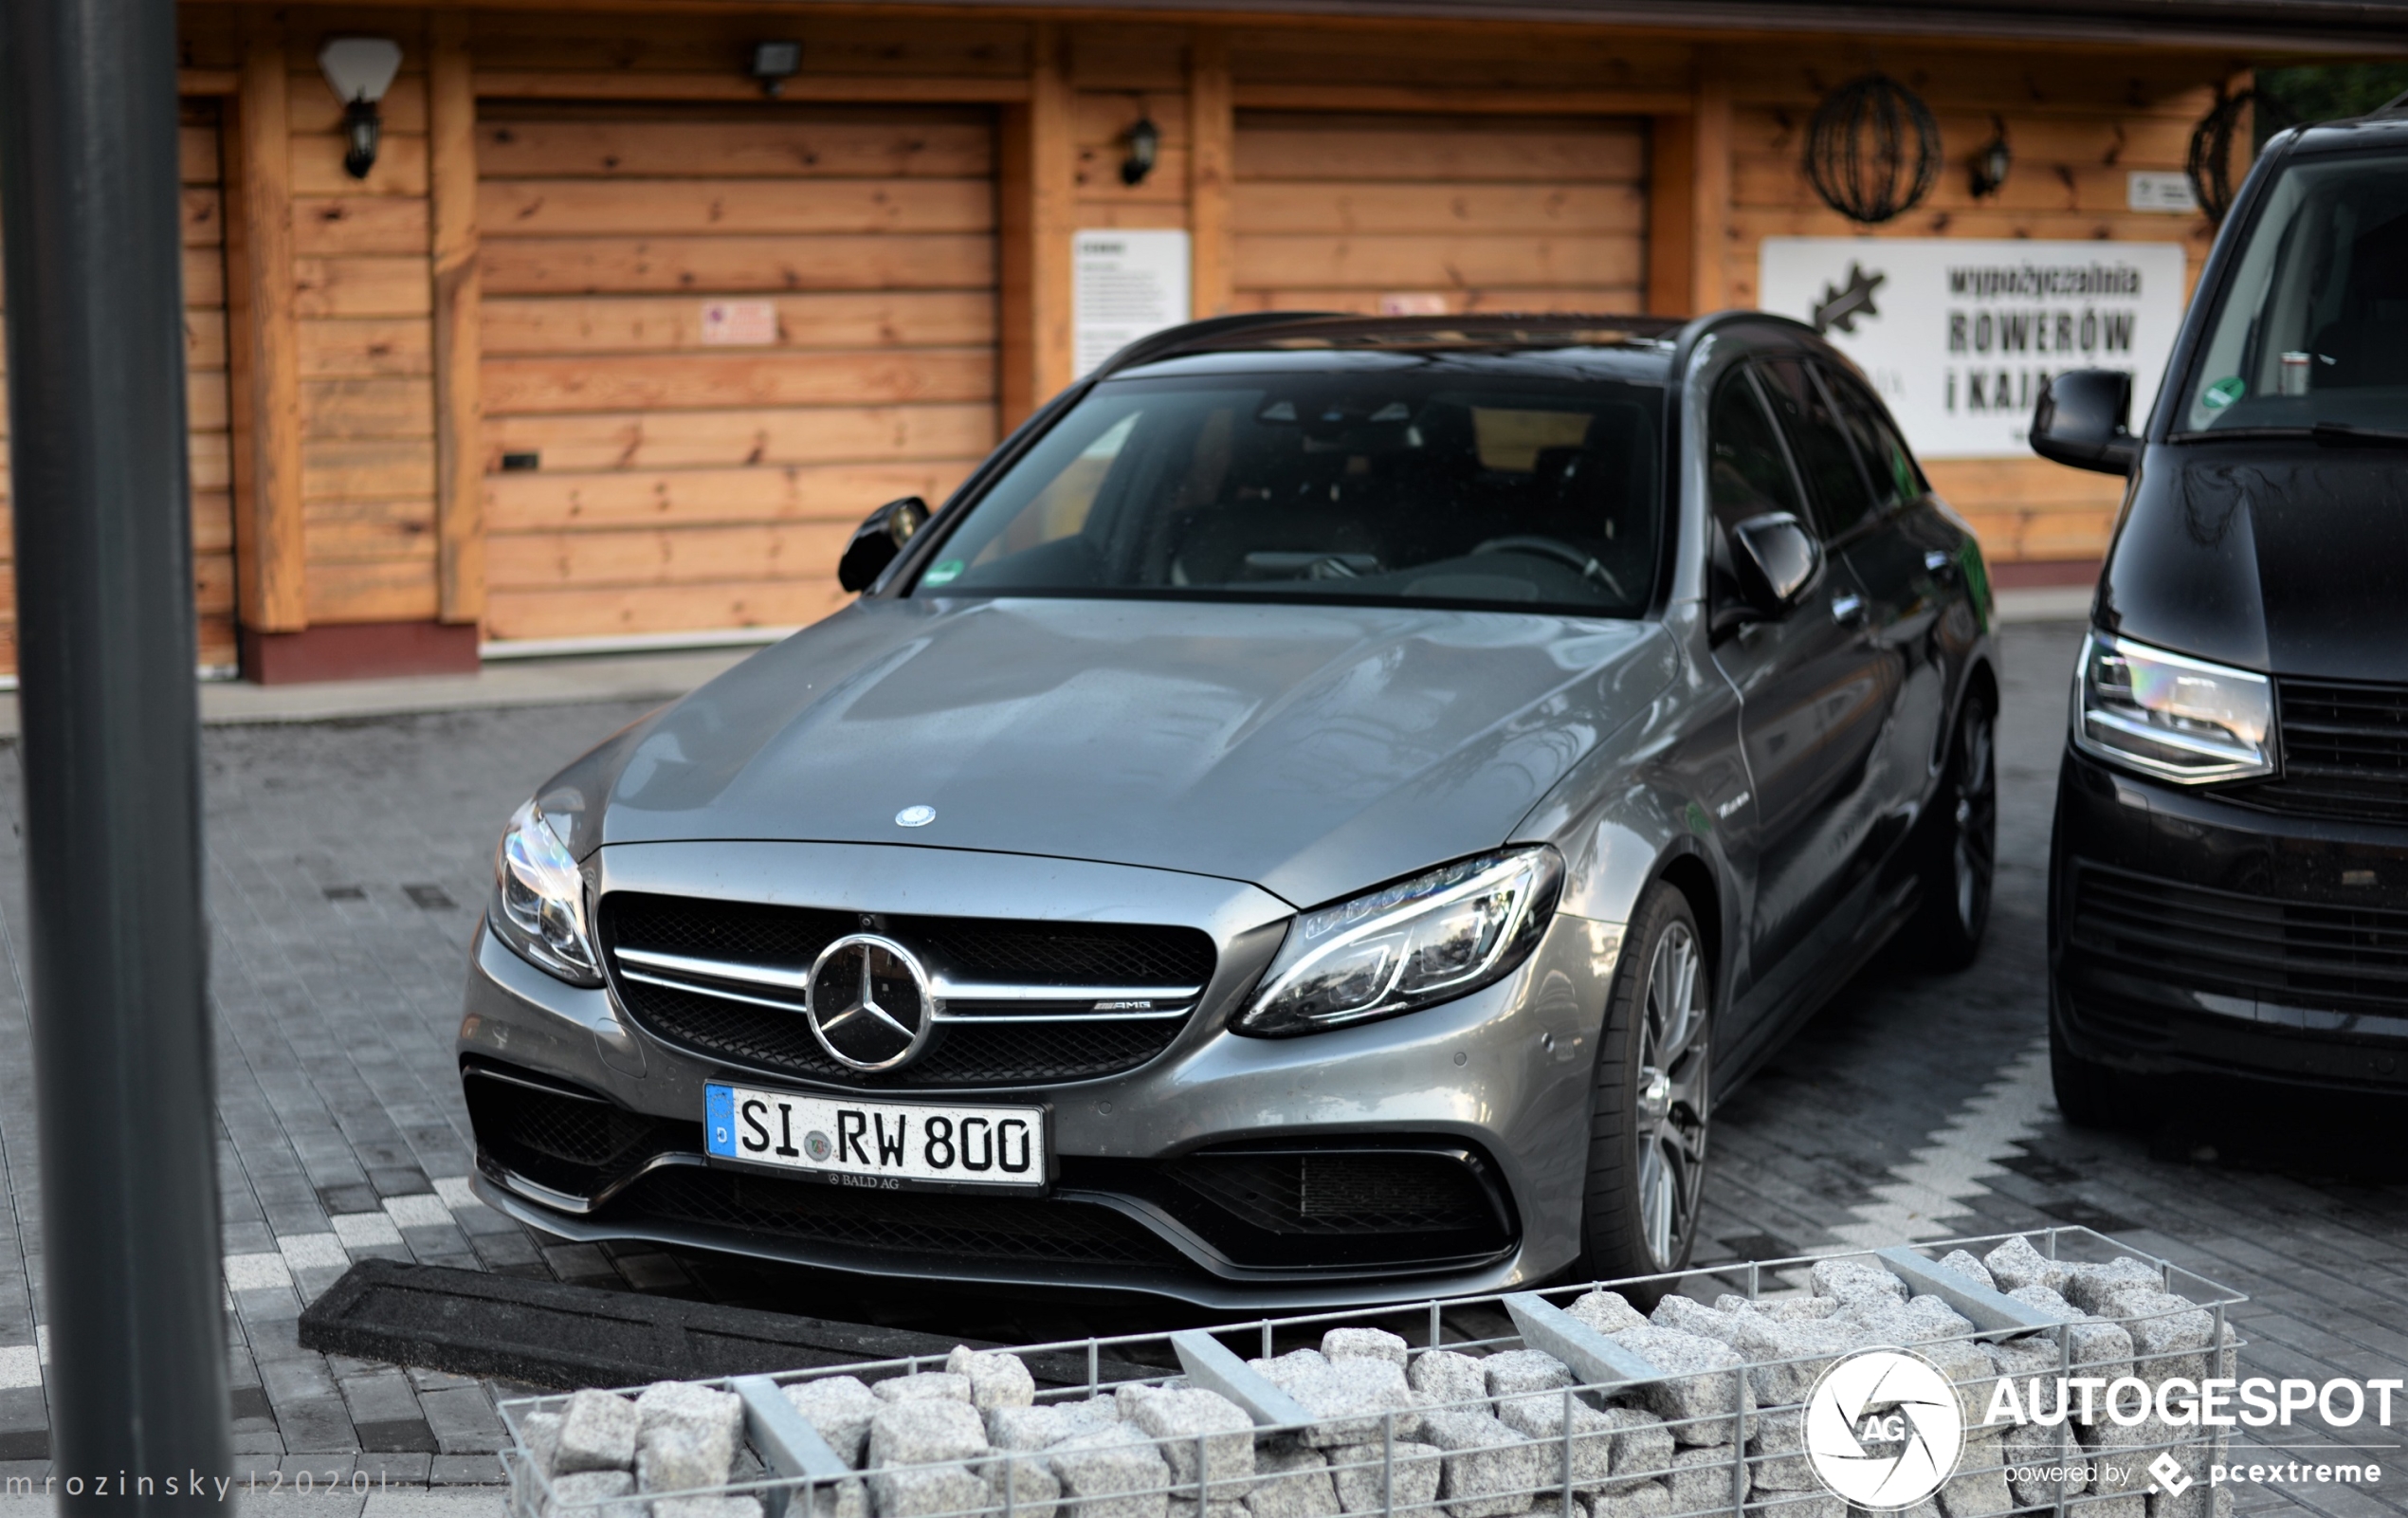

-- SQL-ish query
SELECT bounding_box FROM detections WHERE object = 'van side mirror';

[2031,370,2137,475]
[837,496,930,593]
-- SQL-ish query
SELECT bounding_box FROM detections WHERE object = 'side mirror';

[2031,370,2137,476]
[836,496,930,593]
[1731,512,1823,614]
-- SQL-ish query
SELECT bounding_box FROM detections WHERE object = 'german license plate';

[703,1082,1046,1191]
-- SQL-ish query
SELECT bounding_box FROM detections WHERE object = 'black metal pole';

[0,0,229,1505]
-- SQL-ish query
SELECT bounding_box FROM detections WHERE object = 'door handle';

[1831,592,1867,626]
[1923,549,1960,581]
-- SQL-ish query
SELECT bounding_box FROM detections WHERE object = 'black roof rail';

[1087,311,1342,383]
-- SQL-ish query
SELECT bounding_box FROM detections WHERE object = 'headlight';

[2072,631,2273,783]
[1235,847,1562,1037]
[490,798,602,984]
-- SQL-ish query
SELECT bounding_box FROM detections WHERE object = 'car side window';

[1758,358,1879,542]
[1706,368,1809,536]
[1821,367,1926,514]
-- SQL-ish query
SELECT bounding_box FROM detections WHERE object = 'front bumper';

[2051,745,2408,1092]
[458,841,1623,1310]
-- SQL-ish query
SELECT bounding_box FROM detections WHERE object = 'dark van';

[2031,103,2408,1119]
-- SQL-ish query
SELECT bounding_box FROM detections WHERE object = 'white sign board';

[1074,229,1191,377]
[1757,237,2187,458]
[2126,172,2199,214]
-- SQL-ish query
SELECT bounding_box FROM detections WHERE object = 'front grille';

[2070,862,2408,1016]
[2253,677,2408,821]
[606,1165,1192,1271]
[598,893,1216,1088]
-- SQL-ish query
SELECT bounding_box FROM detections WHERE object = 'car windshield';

[906,369,1664,615]
[2178,149,2408,435]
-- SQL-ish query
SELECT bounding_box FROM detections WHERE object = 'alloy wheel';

[1634,921,1711,1271]
[1952,704,1998,931]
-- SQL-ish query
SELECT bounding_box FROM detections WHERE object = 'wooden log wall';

[130,8,2250,673]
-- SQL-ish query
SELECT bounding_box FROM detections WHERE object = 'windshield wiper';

[2310,422,2408,448]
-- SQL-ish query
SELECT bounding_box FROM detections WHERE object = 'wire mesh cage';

[499,1228,2246,1518]
[1804,74,1943,226]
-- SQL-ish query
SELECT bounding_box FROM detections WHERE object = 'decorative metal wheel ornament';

[2186,89,2297,225]
[1805,73,1943,225]
[1634,920,1711,1271]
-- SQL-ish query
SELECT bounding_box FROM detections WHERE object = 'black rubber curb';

[298,1258,1154,1391]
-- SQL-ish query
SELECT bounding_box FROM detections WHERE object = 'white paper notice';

[1757,237,2188,458]
[1074,229,1191,376]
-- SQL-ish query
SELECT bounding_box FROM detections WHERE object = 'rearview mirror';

[2031,370,2137,475]
[837,496,930,593]
[1730,512,1822,616]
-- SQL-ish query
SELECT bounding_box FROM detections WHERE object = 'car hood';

[2103,444,2408,680]
[562,597,1675,909]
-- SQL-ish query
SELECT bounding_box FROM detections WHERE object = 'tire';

[1580,884,1713,1281]
[1912,689,1997,970]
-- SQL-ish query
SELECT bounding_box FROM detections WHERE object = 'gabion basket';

[500,1228,2246,1518]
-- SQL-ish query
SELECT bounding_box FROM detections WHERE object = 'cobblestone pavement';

[0,621,2400,1514]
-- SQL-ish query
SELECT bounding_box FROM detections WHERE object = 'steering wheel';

[1470,535,1631,601]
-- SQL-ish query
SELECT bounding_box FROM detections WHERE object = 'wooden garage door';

[1232,112,1648,316]
[0,101,237,678]
[478,104,1000,645]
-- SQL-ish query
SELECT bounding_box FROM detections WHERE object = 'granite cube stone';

[1323,1330,1409,1369]
[1419,1409,1546,1518]
[2063,1259,2162,1317]
[873,1465,994,1518]
[1724,1317,1865,1408]
[1323,1442,1442,1514]
[1806,1259,1906,1308]
[556,1391,640,1473]
[1245,1444,1339,1518]
[655,1499,764,1518]
[1168,1502,1248,1518]
[1566,1293,1646,1336]
[638,1421,738,1495]
[1279,1357,1425,1447]
[522,1411,563,1477]
[987,1451,1063,1518]
[1050,1424,1175,1518]
[1409,1352,1490,1414]
[1979,1236,2071,1296]
[1664,1448,1744,1513]
[545,1469,643,1518]
[1935,1251,1995,1291]
[880,1375,978,1406]
[1597,1409,1673,1493]
[1483,1351,1575,1403]
[950,1348,1038,1412]
[790,1378,889,1468]
[1578,1481,1668,1518]
[1936,1435,2011,1518]
[1131,1389,1258,1498]
[639,1381,745,1446]
[1742,1406,1811,1491]
[2003,1421,2088,1508]
[1647,1297,1738,1344]
[1604,1329,1750,1446]
[1489,1392,1614,1489]
[870,1399,990,1470]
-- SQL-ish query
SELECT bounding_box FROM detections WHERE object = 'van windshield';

[2178,150,2408,435]
[905,372,1663,616]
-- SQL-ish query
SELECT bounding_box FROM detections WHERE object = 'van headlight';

[1235,848,1562,1037]
[2073,631,2273,783]
[490,798,602,984]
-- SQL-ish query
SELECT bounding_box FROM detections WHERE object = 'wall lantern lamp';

[1970,116,2013,199]
[319,38,403,180]
[1121,115,1160,186]
[751,41,801,98]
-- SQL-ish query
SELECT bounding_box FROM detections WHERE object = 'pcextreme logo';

[1805,1349,1966,1508]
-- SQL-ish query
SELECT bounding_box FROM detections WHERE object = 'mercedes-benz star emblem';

[895,804,936,828]
[806,933,939,1071]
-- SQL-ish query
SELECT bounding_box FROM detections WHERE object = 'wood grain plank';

[291,131,429,197]
[303,496,438,558]
[181,122,222,184]
[299,319,434,377]
[1235,116,1646,183]
[479,176,995,237]
[468,16,1027,78]
[480,232,995,296]
[481,290,996,355]
[185,187,225,247]
[483,348,997,414]
[1233,232,1645,290]
[1190,30,1234,320]
[301,377,436,439]
[293,257,435,318]
[488,521,859,589]
[1693,64,1733,313]
[287,72,429,134]
[1233,182,1645,236]
[1733,106,2201,170]
[303,438,438,502]
[1232,83,1687,116]
[483,460,980,532]
[480,402,997,472]
[483,579,848,641]
[477,72,1027,106]
[1232,285,1644,315]
[293,195,431,256]
[230,19,309,631]
[306,558,440,623]
[476,116,994,179]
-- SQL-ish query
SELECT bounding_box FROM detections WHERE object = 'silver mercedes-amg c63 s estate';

[460,311,1998,1308]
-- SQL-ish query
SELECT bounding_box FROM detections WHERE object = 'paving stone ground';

[0,621,2399,1514]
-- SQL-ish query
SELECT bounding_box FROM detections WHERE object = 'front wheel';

[1579,885,1712,1280]
[1912,690,1997,969]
